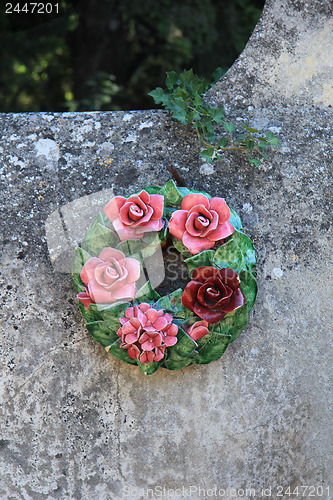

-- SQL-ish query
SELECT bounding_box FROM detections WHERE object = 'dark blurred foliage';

[0,0,265,112]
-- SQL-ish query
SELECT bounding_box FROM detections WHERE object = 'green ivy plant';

[149,69,280,166]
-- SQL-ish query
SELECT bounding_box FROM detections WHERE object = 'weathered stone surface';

[0,0,332,498]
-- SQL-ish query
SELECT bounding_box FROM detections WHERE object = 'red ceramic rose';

[77,247,140,305]
[187,320,209,341]
[117,303,178,363]
[182,266,246,323]
[104,190,164,240]
[169,193,234,254]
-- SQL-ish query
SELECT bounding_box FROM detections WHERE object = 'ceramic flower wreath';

[72,180,257,374]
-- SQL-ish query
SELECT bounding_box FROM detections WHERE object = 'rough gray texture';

[0,0,332,498]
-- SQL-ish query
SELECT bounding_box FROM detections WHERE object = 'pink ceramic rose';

[187,320,209,341]
[169,193,234,254]
[117,303,178,363]
[77,247,140,305]
[104,190,164,240]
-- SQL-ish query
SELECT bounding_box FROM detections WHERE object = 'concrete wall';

[1,0,332,498]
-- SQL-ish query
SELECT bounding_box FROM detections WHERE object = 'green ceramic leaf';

[239,270,257,311]
[82,221,118,256]
[86,303,104,321]
[141,231,164,258]
[117,239,143,260]
[153,288,183,313]
[185,250,215,276]
[213,238,246,272]
[213,303,248,342]
[106,339,138,365]
[166,327,197,361]
[143,185,162,194]
[136,359,163,374]
[229,208,243,231]
[177,187,211,199]
[72,246,93,285]
[172,236,192,258]
[164,206,177,218]
[86,321,119,347]
[74,282,86,293]
[194,332,231,364]
[135,281,160,302]
[100,301,131,322]
[78,300,96,323]
[163,356,194,370]
[159,180,183,207]
[232,229,256,270]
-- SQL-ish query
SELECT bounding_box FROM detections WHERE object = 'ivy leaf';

[165,71,179,89]
[223,121,237,133]
[248,157,260,167]
[218,137,228,148]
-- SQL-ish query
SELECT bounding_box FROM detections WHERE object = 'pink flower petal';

[185,212,202,237]
[181,193,209,211]
[208,197,231,223]
[200,210,218,237]
[163,336,178,346]
[133,218,164,234]
[94,262,117,286]
[153,316,168,331]
[124,257,140,283]
[112,217,144,240]
[87,279,114,303]
[135,190,150,205]
[145,308,159,324]
[153,347,165,361]
[182,231,215,254]
[165,323,178,336]
[124,333,139,344]
[127,194,148,211]
[138,303,151,312]
[77,291,93,307]
[187,324,209,341]
[168,210,188,240]
[104,196,127,222]
[122,321,138,334]
[134,206,154,226]
[206,221,235,241]
[80,257,103,285]
[149,194,164,220]
[112,283,136,301]
[127,344,140,359]
[119,201,142,225]
[188,204,212,219]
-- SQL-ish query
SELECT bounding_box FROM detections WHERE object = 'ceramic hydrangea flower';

[117,303,178,363]
[104,190,164,240]
[169,193,234,254]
